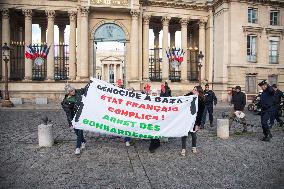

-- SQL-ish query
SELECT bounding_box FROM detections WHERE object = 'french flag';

[25,45,34,59]
[41,45,50,58]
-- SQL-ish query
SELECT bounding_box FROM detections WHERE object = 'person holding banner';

[61,84,87,155]
[124,87,135,147]
[181,86,205,156]
[149,89,161,153]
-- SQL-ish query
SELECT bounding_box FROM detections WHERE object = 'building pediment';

[100,56,123,62]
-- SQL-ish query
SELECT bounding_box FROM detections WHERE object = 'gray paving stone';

[0,108,283,188]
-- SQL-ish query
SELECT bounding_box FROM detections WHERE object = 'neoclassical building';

[0,0,283,102]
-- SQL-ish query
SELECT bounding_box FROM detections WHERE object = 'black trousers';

[261,110,274,137]
[149,139,160,151]
[181,132,197,149]
[74,129,86,148]
[270,105,283,125]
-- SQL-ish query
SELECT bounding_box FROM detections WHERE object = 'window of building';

[268,75,278,85]
[247,35,257,62]
[269,37,280,64]
[270,10,279,26]
[245,75,256,94]
[248,8,258,23]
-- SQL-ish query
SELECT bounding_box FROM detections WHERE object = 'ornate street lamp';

[197,51,204,85]
[1,43,13,107]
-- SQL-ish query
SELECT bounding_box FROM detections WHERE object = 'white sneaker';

[75,148,80,155]
[192,147,197,154]
[181,149,186,156]
[125,141,130,147]
[81,142,86,149]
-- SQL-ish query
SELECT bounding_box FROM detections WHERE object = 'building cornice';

[212,0,284,11]
[140,0,211,11]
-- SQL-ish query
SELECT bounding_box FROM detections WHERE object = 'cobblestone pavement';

[0,107,283,189]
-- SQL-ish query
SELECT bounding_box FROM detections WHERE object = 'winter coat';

[260,85,275,111]
[61,88,86,126]
[273,89,284,105]
[204,90,217,106]
[231,91,246,111]
[185,92,205,128]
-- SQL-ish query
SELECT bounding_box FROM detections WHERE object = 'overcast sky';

[32,24,181,51]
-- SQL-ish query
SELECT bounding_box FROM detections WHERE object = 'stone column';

[1,8,10,80]
[76,9,81,80]
[101,63,104,81]
[80,7,89,80]
[23,9,33,80]
[162,16,170,81]
[58,25,65,44]
[19,27,23,42]
[40,24,47,43]
[107,64,110,83]
[45,10,55,80]
[199,19,206,82]
[180,18,189,81]
[153,28,160,72]
[113,64,117,84]
[58,24,66,75]
[169,28,176,48]
[130,10,139,81]
[68,11,77,80]
[142,15,150,80]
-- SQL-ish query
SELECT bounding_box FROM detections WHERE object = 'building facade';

[0,0,283,102]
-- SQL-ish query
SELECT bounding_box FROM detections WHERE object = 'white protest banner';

[72,78,198,139]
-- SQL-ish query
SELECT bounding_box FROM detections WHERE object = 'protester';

[181,85,205,156]
[149,89,161,153]
[201,84,217,128]
[229,86,247,132]
[270,84,284,127]
[61,84,87,155]
[258,80,275,141]
[161,82,172,97]
[124,87,135,147]
[228,87,235,106]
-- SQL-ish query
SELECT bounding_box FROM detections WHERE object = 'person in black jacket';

[201,84,217,128]
[270,84,284,127]
[181,85,205,156]
[229,86,247,132]
[61,84,88,155]
[258,80,275,141]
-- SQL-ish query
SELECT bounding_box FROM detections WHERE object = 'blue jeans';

[124,137,131,142]
[201,105,213,126]
[74,129,86,148]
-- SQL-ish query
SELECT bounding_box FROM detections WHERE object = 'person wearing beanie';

[229,85,247,133]
[61,83,88,155]
[258,80,275,141]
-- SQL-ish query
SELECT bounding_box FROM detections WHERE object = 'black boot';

[210,122,214,128]
[268,129,273,138]
[261,136,271,142]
